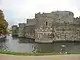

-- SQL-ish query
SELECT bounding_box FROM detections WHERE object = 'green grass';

[1,50,80,56]
[0,50,67,56]
[67,52,80,54]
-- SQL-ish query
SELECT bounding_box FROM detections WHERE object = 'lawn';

[0,50,68,56]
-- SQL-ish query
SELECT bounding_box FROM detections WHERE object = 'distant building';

[12,25,18,36]
[18,23,26,37]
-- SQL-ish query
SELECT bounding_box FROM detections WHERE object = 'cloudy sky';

[0,0,80,27]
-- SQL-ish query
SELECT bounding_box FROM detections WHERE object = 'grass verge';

[0,50,67,56]
[67,52,80,54]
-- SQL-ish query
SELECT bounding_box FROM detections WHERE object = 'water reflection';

[18,38,35,43]
[12,35,19,40]
[5,35,55,53]
[0,38,6,43]
[4,35,35,52]
[0,35,80,53]
[0,38,8,50]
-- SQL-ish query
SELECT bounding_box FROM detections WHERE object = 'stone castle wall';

[35,12,54,42]
[27,19,36,25]
[24,25,35,39]
[74,17,80,24]
[18,23,26,37]
[12,11,80,43]
[12,25,18,36]
[52,23,80,41]
[35,11,76,42]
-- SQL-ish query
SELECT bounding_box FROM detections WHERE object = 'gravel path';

[0,54,80,60]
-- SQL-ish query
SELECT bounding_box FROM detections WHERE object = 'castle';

[12,11,80,43]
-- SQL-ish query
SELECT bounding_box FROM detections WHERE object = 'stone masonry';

[24,25,35,39]
[35,11,80,42]
[12,11,80,43]
[12,25,18,36]
[18,23,26,37]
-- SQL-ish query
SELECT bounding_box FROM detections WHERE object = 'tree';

[0,10,8,34]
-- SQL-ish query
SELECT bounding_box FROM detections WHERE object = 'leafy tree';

[0,10,8,35]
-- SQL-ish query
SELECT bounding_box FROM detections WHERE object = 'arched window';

[46,21,48,26]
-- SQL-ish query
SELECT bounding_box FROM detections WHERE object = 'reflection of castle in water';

[0,38,8,50]
[0,38,6,43]
[1,35,80,53]
[18,38,35,43]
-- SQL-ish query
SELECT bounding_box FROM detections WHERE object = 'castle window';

[46,21,48,26]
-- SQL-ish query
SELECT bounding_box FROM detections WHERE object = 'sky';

[0,0,80,27]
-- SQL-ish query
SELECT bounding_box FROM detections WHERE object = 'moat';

[0,34,80,53]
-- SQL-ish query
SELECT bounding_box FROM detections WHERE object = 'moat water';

[0,34,80,53]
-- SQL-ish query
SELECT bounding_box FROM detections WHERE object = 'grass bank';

[1,50,80,56]
[67,52,80,54]
[0,50,67,56]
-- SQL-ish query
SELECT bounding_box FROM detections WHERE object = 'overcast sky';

[0,0,80,27]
